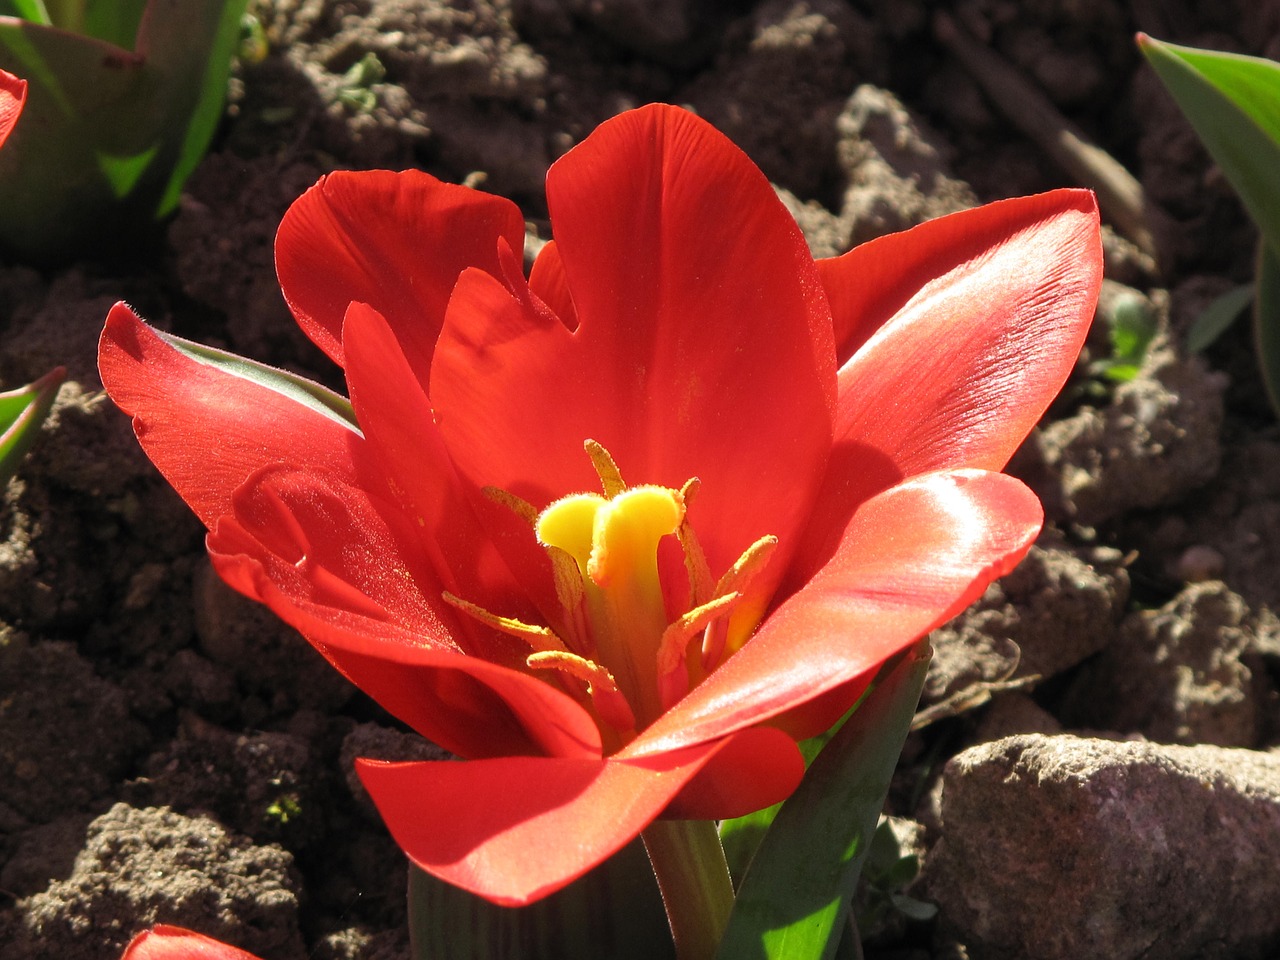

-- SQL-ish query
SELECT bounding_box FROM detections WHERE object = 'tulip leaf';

[0,0,248,261]
[157,329,361,434]
[1255,240,1280,418]
[0,1,51,25]
[1186,283,1253,353]
[407,838,674,960]
[0,366,64,484]
[714,644,930,960]
[1138,35,1280,255]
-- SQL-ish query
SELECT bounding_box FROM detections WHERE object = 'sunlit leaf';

[0,366,63,483]
[714,644,930,960]
[1138,35,1280,255]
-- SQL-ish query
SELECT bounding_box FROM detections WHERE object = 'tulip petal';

[98,302,361,529]
[800,191,1101,572]
[121,926,261,960]
[275,170,525,370]
[433,103,836,596]
[209,464,601,761]
[632,469,1042,756]
[357,725,802,906]
[0,69,25,151]
[342,300,542,630]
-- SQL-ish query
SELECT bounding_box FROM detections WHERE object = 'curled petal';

[276,170,525,371]
[633,469,1042,756]
[342,301,536,634]
[357,725,802,905]
[209,464,601,762]
[98,303,361,529]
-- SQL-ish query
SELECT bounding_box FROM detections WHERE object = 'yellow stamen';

[527,650,636,733]
[701,535,780,670]
[442,591,566,654]
[676,478,714,608]
[655,591,742,710]
[482,485,539,525]
[585,438,626,497]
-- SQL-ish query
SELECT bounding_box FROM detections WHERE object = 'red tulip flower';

[100,105,1101,907]
[0,69,25,150]
[121,926,261,960]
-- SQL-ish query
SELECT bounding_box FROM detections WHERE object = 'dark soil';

[2,1,1279,958]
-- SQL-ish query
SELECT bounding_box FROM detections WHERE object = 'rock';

[193,563,354,714]
[0,632,145,823]
[835,84,976,248]
[537,0,723,66]
[925,542,1129,704]
[1062,581,1265,747]
[925,735,1280,960]
[11,803,305,960]
[126,719,330,852]
[1020,338,1225,528]
[681,0,875,199]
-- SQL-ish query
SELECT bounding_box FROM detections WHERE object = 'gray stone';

[926,542,1129,705]
[681,0,874,199]
[12,803,305,960]
[925,735,1280,960]
[1022,337,1225,528]
[1063,581,1265,747]
[836,84,976,248]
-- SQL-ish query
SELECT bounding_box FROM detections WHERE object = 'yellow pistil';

[447,440,778,739]
[538,483,684,724]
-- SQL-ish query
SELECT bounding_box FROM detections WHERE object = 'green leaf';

[1138,35,1280,255]
[408,838,674,960]
[714,644,931,960]
[1186,283,1253,353]
[157,329,361,434]
[0,0,248,261]
[719,687,870,888]
[0,0,53,25]
[0,366,64,484]
[1254,239,1280,418]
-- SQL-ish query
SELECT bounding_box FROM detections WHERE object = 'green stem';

[641,819,734,960]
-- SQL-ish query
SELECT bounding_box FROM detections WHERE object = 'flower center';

[445,440,778,745]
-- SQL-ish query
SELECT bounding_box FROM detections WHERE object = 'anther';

[585,438,626,497]
[442,591,567,654]
[527,650,636,733]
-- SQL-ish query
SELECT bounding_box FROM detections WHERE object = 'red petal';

[275,170,525,370]
[121,926,261,960]
[98,303,361,529]
[632,469,1042,755]
[209,465,601,761]
[0,70,25,150]
[432,104,835,594]
[527,238,578,330]
[357,726,800,906]
[342,301,538,630]
[800,191,1100,572]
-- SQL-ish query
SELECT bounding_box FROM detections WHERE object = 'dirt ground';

[3,1,1280,958]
